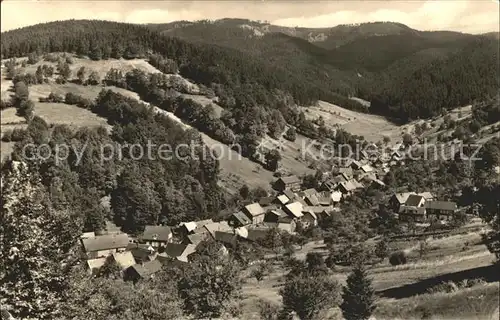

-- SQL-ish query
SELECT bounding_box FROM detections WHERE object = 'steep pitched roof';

[405,194,425,207]
[284,201,304,218]
[142,225,172,242]
[276,194,290,205]
[86,258,107,270]
[231,211,252,226]
[338,167,353,177]
[129,259,163,278]
[301,188,317,197]
[304,194,320,206]
[259,196,275,206]
[283,190,296,200]
[425,201,457,211]
[203,221,232,239]
[279,175,301,185]
[360,164,374,173]
[181,221,197,232]
[186,233,206,245]
[246,228,271,242]
[244,203,266,217]
[82,234,129,253]
[418,192,434,200]
[112,251,136,270]
[393,192,416,204]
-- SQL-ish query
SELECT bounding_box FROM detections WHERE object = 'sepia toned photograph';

[0,1,499,319]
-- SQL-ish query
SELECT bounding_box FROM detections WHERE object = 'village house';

[304,193,320,206]
[162,243,198,262]
[228,210,253,227]
[405,194,426,208]
[283,201,304,219]
[125,259,163,282]
[276,194,291,205]
[319,179,339,192]
[418,192,435,201]
[242,203,266,224]
[398,206,427,222]
[141,225,172,248]
[301,211,318,228]
[425,201,458,220]
[389,192,416,212]
[274,175,301,192]
[203,221,232,239]
[81,233,130,259]
[128,243,157,264]
[336,179,364,196]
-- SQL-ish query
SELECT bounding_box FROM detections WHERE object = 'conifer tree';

[341,264,376,320]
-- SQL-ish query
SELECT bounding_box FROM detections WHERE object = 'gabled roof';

[405,194,425,207]
[82,234,130,253]
[142,225,172,242]
[86,258,107,270]
[165,243,196,258]
[203,221,231,239]
[268,209,287,218]
[360,164,374,173]
[279,175,301,185]
[317,195,332,206]
[186,233,206,245]
[338,167,353,176]
[284,201,304,218]
[245,228,271,242]
[259,196,275,206]
[425,201,457,211]
[244,203,266,217]
[418,192,434,200]
[303,205,332,214]
[283,190,296,200]
[399,206,426,215]
[303,211,318,220]
[304,194,320,206]
[181,221,197,232]
[276,194,291,205]
[81,232,95,239]
[214,231,238,247]
[129,259,163,278]
[301,188,317,197]
[112,251,136,270]
[231,211,252,226]
[393,192,416,204]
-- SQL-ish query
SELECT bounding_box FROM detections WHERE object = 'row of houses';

[389,191,460,222]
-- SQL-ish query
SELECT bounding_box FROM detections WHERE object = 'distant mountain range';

[1,19,498,122]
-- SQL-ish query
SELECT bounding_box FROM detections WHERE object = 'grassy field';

[303,101,475,145]
[237,228,498,320]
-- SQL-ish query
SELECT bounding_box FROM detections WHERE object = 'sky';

[1,0,499,34]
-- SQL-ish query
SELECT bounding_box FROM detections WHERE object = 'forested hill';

[1,19,498,123]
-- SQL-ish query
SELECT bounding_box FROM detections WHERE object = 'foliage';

[178,244,242,319]
[389,251,408,266]
[280,272,341,320]
[62,267,184,320]
[340,264,376,320]
[0,161,82,319]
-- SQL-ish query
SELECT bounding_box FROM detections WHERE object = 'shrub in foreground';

[389,251,407,266]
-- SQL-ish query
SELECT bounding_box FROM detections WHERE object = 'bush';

[2,130,13,142]
[284,127,297,142]
[389,251,407,266]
